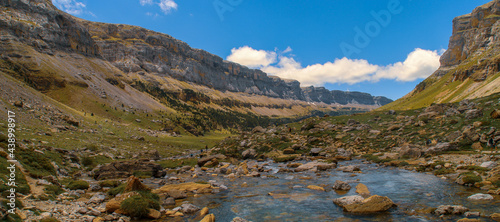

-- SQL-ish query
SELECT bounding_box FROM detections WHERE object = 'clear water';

[170,160,500,221]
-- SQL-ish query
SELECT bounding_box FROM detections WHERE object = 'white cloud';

[140,0,154,6]
[159,0,178,14]
[226,46,277,68]
[52,0,87,15]
[226,46,441,86]
[139,0,177,15]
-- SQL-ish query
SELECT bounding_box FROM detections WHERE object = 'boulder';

[200,214,215,222]
[92,160,166,180]
[355,183,370,197]
[332,180,351,191]
[480,161,497,169]
[153,182,212,195]
[310,148,322,156]
[123,176,150,193]
[425,143,458,154]
[491,213,500,222]
[465,109,483,119]
[307,185,325,192]
[491,109,500,119]
[467,193,494,201]
[337,165,360,173]
[180,203,200,214]
[343,195,395,214]
[242,149,257,159]
[283,148,295,154]
[434,205,469,215]
[251,126,266,134]
[200,207,209,216]
[333,195,364,207]
[457,219,481,222]
[317,163,336,171]
[198,154,226,166]
[232,217,251,222]
[163,197,176,205]
[147,209,161,219]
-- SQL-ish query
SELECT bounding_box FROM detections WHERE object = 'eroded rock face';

[0,0,392,106]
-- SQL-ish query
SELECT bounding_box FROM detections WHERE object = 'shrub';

[81,156,94,167]
[16,149,56,178]
[433,168,455,175]
[67,180,89,190]
[44,185,64,196]
[86,144,99,152]
[120,195,150,218]
[107,183,126,196]
[273,155,296,163]
[99,180,121,188]
[459,172,482,184]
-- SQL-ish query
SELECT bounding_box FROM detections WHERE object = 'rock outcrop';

[0,0,391,106]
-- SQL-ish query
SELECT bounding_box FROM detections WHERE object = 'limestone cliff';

[383,0,500,110]
[0,0,391,107]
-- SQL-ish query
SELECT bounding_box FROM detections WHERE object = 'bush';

[120,195,150,218]
[459,172,482,184]
[16,149,56,178]
[434,168,455,175]
[67,180,89,190]
[44,185,64,196]
[81,156,94,167]
[99,180,121,188]
[273,155,296,163]
[107,183,126,196]
[86,144,99,152]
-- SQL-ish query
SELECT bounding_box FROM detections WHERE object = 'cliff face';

[383,0,500,110]
[302,86,392,106]
[0,0,391,106]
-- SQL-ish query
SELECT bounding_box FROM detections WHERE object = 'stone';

[283,148,295,154]
[200,214,215,222]
[333,195,364,207]
[491,213,500,222]
[307,185,325,192]
[472,142,483,150]
[467,193,494,200]
[316,163,336,171]
[464,211,481,217]
[180,203,200,214]
[198,154,226,167]
[337,165,360,173]
[88,192,107,204]
[123,176,150,192]
[232,217,251,222]
[310,148,322,156]
[199,207,209,216]
[166,190,187,199]
[387,125,401,131]
[491,110,500,119]
[147,209,161,219]
[332,180,351,191]
[163,197,176,205]
[242,149,257,159]
[465,109,483,119]
[457,219,481,222]
[425,142,457,154]
[40,212,52,218]
[434,205,469,215]
[480,161,497,169]
[355,183,370,196]
[343,195,395,214]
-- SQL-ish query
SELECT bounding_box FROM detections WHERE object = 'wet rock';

[434,205,469,215]
[491,213,500,221]
[317,163,336,171]
[307,185,325,192]
[355,183,370,197]
[333,195,364,207]
[332,180,351,191]
[200,214,215,222]
[154,182,212,195]
[242,149,257,159]
[337,165,360,173]
[467,193,494,201]
[343,195,395,214]
[200,207,209,216]
[181,203,200,214]
[457,218,481,222]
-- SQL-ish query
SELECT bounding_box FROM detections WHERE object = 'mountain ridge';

[0,0,391,107]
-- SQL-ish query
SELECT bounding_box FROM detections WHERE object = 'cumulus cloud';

[226,46,441,86]
[52,0,87,15]
[140,0,177,15]
[226,46,277,68]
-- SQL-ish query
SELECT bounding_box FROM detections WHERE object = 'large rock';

[434,205,469,215]
[333,195,365,207]
[332,180,351,191]
[467,193,494,200]
[105,192,140,213]
[425,143,458,154]
[355,183,370,197]
[491,109,500,119]
[200,214,215,222]
[153,182,212,195]
[465,109,483,119]
[337,165,361,173]
[242,149,257,159]
[123,176,150,193]
[180,203,200,214]
[92,160,166,180]
[342,195,395,214]
[198,154,226,167]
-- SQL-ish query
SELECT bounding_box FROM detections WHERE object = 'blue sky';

[53,0,491,100]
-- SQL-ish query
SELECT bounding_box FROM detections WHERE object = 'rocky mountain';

[0,0,390,108]
[383,0,500,110]
[302,86,393,106]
